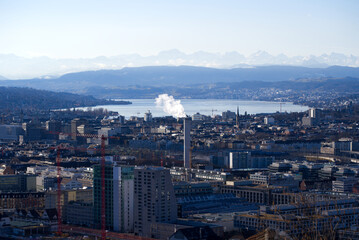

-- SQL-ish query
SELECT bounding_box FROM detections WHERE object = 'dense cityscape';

[1,1,359,239]
[0,94,358,239]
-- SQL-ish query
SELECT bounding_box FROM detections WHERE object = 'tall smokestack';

[184,118,191,168]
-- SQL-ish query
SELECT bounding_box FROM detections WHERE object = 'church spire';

[236,106,240,127]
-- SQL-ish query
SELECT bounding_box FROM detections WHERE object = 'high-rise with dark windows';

[93,164,134,232]
[134,167,177,237]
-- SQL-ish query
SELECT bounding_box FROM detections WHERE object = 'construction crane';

[50,132,110,240]
[56,147,62,236]
[50,131,165,239]
[100,136,106,240]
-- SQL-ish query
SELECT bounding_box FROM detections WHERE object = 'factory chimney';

[183,118,191,168]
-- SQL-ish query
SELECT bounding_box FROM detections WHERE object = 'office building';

[144,110,153,122]
[113,166,134,232]
[97,127,121,145]
[309,108,316,118]
[333,177,357,193]
[70,118,87,140]
[192,112,203,121]
[264,117,274,125]
[268,162,292,173]
[222,110,236,120]
[22,122,43,141]
[0,174,36,192]
[45,189,92,222]
[0,124,24,141]
[302,116,314,126]
[229,152,251,169]
[93,164,134,232]
[251,156,274,168]
[170,167,231,182]
[65,201,94,227]
[134,167,177,237]
[45,120,61,139]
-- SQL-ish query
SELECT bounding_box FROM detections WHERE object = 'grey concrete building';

[134,167,177,237]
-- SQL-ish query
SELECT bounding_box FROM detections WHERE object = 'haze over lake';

[81,99,308,118]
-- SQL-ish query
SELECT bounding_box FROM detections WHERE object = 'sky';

[0,0,358,58]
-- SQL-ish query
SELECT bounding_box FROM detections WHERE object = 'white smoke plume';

[155,94,186,118]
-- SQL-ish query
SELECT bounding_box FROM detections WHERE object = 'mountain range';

[1,50,359,79]
[1,65,359,99]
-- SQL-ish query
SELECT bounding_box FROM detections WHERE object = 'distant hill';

[212,77,359,92]
[1,50,358,79]
[1,65,359,95]
[78,77,359,99]
[0,87,130,110]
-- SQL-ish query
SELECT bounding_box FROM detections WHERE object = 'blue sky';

[0,0,358,58]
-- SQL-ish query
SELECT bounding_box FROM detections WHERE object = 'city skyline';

[1,1,359,239]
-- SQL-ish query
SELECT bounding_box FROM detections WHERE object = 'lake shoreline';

[76,99,308,118]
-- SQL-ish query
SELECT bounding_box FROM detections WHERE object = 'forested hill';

[1,65,359,94]
[0,87,129,110]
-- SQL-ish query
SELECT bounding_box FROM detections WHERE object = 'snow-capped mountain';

[0,50,358,79]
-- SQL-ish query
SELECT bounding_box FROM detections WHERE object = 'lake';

[78,99,308,118]
[80,99,308,118]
